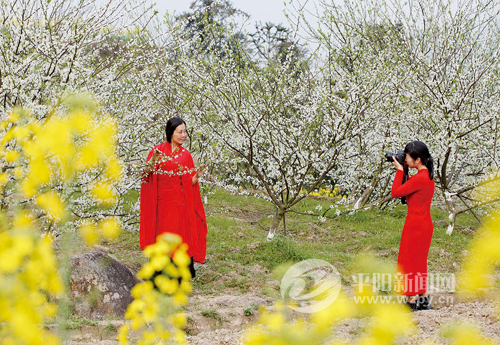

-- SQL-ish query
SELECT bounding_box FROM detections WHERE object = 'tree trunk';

[267,210,284,241]
[442,190,458,235]
[378,194,393,209]
[355,158,384,209]
[354,187,372,209]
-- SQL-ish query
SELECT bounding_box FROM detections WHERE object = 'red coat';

[391,168,435,295]
[140,142,207,263]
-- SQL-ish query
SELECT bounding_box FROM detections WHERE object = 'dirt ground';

[61,291,500,345]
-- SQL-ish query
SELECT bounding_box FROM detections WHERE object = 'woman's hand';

[392,156,404,171]
[144,149,163,174]
[192,164,207,185]
[196,164,207,178]
[151,149,162,162]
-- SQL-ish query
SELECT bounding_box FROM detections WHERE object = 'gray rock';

[69,248,138,319]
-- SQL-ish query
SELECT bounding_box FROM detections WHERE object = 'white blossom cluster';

[1,0,499,237]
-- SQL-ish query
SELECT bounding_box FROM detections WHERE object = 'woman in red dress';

[391,141,435,310]
[140,117,207,278]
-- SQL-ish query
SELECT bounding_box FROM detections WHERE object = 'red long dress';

[391,168,435,295]
[139,142,207,263]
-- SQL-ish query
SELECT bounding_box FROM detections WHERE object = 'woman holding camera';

[140,117,208,278]
[391,141,435,310]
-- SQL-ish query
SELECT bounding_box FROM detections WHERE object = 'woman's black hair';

[404,141,434,180]
[165,117,186,143]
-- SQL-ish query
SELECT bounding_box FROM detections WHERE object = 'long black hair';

[165,117,186,143]
[404,141,434,180]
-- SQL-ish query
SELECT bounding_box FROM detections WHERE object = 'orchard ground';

[55,189,500,344]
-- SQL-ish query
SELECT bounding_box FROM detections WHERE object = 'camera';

[385,149,408,205]
[385,150,405,165]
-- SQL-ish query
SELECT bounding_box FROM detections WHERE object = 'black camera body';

[385,150,405,165]
[385,149,408,205]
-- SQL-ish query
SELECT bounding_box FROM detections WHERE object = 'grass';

[244,304,260,317]
[103,323,117,334]
[200,309,220,319]
[57,314,98,330]
[94,187,481,297]
[204,189,481,295]
[101,227,147,269]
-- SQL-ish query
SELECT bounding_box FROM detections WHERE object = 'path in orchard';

[61,290,500,344]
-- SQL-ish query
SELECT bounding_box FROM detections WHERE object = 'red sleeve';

[180,149,207,263]
[391,170,421,198]
[140,147,158,250]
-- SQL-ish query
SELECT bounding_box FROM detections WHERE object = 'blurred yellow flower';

[151,255,169,271]
[120,234,191,345]
[118,324,130,345]
[442,322,493,345]
[0,120,8,131]
[14,211,34,229]
[14,167,23,179]
[36,191,67,221]
[170,313,187,329]
[69,110,91,133]
[91,182,117,204]
[0,95,123,345]
[79,224,99,246]
[105,157,124,180]
[0,172,8,186]
[4,150,19,163]
[137,263,156,280]
[99,217,120,240]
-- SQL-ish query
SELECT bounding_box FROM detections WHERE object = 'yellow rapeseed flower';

[120,233,191,345]
[11,126,31,142]
[0,120,8,131]
[118,324,130,345]
[0,172,8,186]
[459,210,500,295]
[7,112,20,123]
[20,180,37,198]
[4,150,19,163]
[144,240,170,257]
[173,249,190,267]
[105,157,124,180]
[165,263,180,278]
[360,303,415,343]
[69,110,91,133]
[180,281,192,293]
[170,313,187,329]
[91,182,117,205]
[157,277,178,294]
[78,224,99,246]
[137,263,156,280]
[0,95,123,345]
[39,120,72,163]
[99,217,120,240]
[173,290,188,306]
[13,167,23,179]
[442,322,494,345]
[311,293,355,332]
[36,191,67,221]
[173,330,187,344]
[150,255,169,271]
[14,211,34,229]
